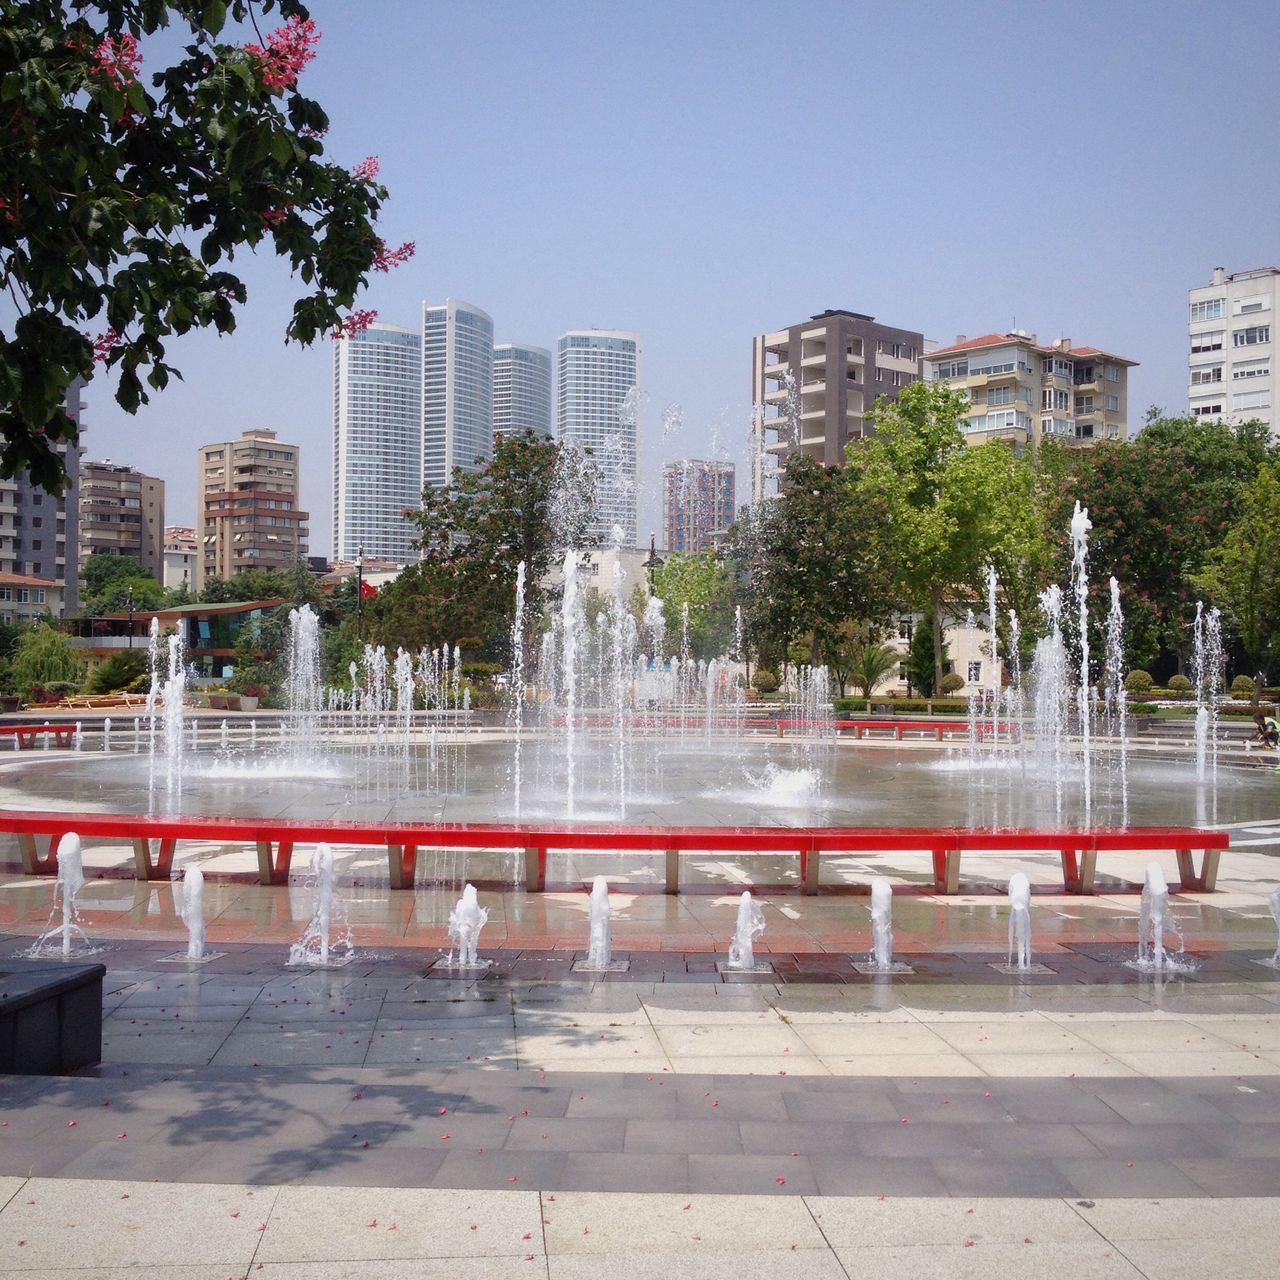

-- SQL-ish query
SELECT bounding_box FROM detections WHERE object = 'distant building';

[0,571,63,623]
[422,298,494,490]
[197,428,307,589]
[0,376,84,614]
[78,460,164,580]
[1188,266,1277,433]
[556,330,641,544]
[540,544,651,603]
[333,321,422,564]
[163,526,197,593]
[752,310,924,501]
[662,460,735,553]
[493,343,553,438]
[923,331,1136,452]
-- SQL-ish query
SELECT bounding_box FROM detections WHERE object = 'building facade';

[163,526,197,593]
[197,428,307,589]
[923,331,1136,452]
[332,321,423,565]
[556,330,641,544]
[493,343,553,439]
[0,378,84,615]
[422,298,494,490]
[0,571,63,623]
[78,460,164,579]
[662,459,735,553]
[752,310,924,500]
[1188,266,1277,433]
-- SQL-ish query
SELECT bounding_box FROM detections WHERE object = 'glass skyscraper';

[422,298,494,490]
[493,343,553,439]
[556,330,641,545]
[332,321,422,563]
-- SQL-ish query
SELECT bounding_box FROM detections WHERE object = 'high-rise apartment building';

[197,428,307,589]
[78,460,164,579]
[923,331,1136,452]
[1188,266,1277,433]
[662,460,735,553]
[752,310,924,501]
[422,298,494,489]
[0,377,84,614]
[493,343,553,439]
[332,321,423,564]
[556,330,641,544]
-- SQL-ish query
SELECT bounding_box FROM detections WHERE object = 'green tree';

[907,609,945,697]
[12,621,85,698]
[652,551,734,661]
[1,1,405,492]
[1191,462,1280,681]
[78,553,164,615]
[1051,412,1275,673]
[374,431,592,657]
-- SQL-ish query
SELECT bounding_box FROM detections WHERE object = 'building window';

[933,359,968,380]
[1190,299,1225,321]
[1076,396,1094,414]
[1233,363,1270,380]
[967,661,982,683]
[987,387,1012,406]
[1191,403,1223,417]
[1190,367,1223,385]
[1234,325,1271,347]
[1105,364,1120,382]
[1191,331,1224,353]
[1106,395,1120,411]
[1238,300,1265,315]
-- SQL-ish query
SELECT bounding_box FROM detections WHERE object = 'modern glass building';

[332,321,422,564]
[493,343,553,439]
[422,299,494,490]
[556,330,641,545]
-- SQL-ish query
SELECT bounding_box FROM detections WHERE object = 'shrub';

[12,623,86,702]
[939,672,965,695]
[1124,669,1154,694]
[753,668,779,694]
[1231,674,1258,699]
[85,650,148,695]
[0,657,15,696]
[1167,674,1193,696]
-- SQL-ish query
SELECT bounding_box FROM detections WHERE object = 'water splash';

[1007,872,1032,970]
[179,865,206,960]
[726,890,767,970]
[30,833,94,958]
[869,878,894,972]
[288,844,352,967]
[585,875,612,969]
[446,883,489,969]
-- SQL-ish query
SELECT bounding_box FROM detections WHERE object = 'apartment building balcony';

[761,386,790,405]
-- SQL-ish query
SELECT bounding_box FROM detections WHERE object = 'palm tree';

[852,641,902,700]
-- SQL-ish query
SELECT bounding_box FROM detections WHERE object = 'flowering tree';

[0,1,412,491]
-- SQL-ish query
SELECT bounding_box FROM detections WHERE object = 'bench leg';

[256,839,294,886]
[1176,847,1219,892]
[18,831,60,875]
[1078,847,1098,894]
[523,845,546,891]
[388,843,418,890]
[931,846,960,894]
[802,848,819,895]
[1201,848,1220,892]
[1061,848,1081,892]
[664,848,678,895]
[131,837,176,880]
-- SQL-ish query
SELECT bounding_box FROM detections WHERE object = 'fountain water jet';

[724,890,768,972]
[30,833,94,958]
[854,878,913,974]
[1130,861,1193,973]
[574,875,627,972]
[179,866,206,959]
[1007,872,1032,970]
[444,883,489,969]
[287,844,353,968]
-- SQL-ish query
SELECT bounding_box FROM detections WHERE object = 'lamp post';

[643,532,664,595]
[900,614,914,697]
[354,546,364,638]
[126,586,135,649]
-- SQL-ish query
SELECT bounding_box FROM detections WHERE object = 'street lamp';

[354,545,364,638]
[126,586,135,649]
[643,532,664,595]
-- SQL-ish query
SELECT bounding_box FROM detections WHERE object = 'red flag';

[359,579,377,599]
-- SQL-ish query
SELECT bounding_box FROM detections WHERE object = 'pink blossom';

[351,156,380,182]
[261,207,289,227]
[332,310,378,339]
[89,330,123,363]
[371,239,415,272]
[90,34,141,88]
[245,16,320,93]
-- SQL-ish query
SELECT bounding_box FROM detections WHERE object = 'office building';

[78,460,164,579]
[197,428,307,589]
[923,331,1136,451]
[556,330,641,544]
[752,310,924,501]
[662,459,735,553]
[0,377,84,614]
[493,343,553,439]
[422,298,494,489]
[333,321,423,564]
[1188,266,1277,433]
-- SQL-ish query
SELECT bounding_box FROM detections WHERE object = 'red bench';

[0,808,1227,896]
[0,724,77,749]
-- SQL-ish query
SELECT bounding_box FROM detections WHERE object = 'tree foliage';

[652,551,734,661]
[78,552,163,614]
[12,620,84,697]
[1,1,401,491]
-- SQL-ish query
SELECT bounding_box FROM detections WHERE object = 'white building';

[1188,266,1277,434]
[423,298,494,490]
[556,330,641,544]
[493,343,553,439]
[162,525,197,592]
[332,321,422,564]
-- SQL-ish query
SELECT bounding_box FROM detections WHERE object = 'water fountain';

[102,717,112,752]
[1131,861,1192,973]
[443,883,489,970]
[1263,886,1280,969]
[722,890,769,972]
[287,844,353,968]
[854,878,912,975]
[29,833,94,959]
[574,875,627,972]
[157,865,224,965]
[1006,872,1032,971]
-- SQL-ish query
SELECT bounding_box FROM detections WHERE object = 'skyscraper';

[333,321,422,564]
[556,330,641,545]
[662,460,735,553]
[422,298,494,490]
[493,343,553,439]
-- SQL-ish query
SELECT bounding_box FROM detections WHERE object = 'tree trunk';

[931,587,945,694]
[810,631,821,667]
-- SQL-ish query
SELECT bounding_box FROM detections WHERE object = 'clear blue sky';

[83,0,1280,552]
